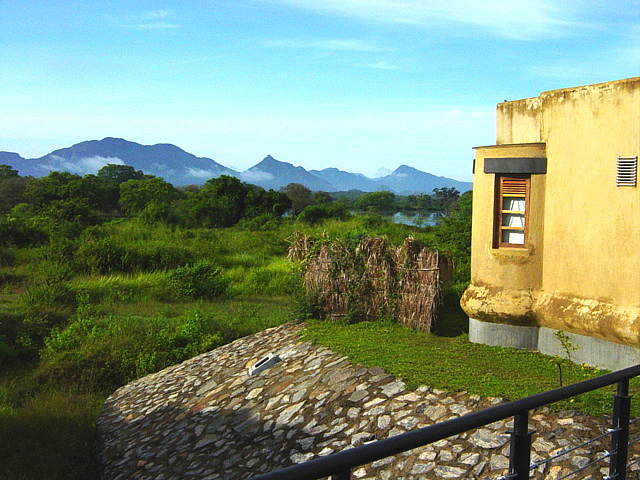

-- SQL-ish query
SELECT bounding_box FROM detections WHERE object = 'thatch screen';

[287,232,452,332]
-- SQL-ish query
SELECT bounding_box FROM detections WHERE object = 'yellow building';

[460,77,640,370]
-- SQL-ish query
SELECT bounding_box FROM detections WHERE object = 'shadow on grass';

[432,290,468,337]
[0,391,103,480]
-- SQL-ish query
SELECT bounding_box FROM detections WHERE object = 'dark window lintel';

[484,157,547,174]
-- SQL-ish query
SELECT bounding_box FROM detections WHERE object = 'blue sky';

[1,1,638,181]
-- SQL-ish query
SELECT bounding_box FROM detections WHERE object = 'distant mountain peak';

[394,164,422,174]
[1,138,472,193]
[24,138,238,186]
[242,155,336,191]
[256,155,285,167]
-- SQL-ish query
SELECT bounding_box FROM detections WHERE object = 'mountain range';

[0,137,472,194]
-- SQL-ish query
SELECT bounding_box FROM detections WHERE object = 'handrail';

[248,364,640,480]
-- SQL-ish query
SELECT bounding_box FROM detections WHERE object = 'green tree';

[23,171,84,207]
[298,202,350,225]
[434,190,472,284]
[355,190,397,213]
[313,191,333,205]
[174,177,291,228]
[97,164,144,186]
[282,183,314,216]
[40,197,101,236]
[196,175,248,227]
[0,176,29,213]
[401,193,434,212]
[21,171,114,213]
[79,174,118,212]
[96,164,145,212]
[433,187,460,214]
[0,164,19,180]
[244,185,291,219]
[119,176,181,221]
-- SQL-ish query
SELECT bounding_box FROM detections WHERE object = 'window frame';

[493,174,530,249]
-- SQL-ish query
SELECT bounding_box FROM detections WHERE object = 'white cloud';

[185,167,218,179]
[37,163,62,174]
[241,169,275,183]
[151,163,176,176]
[375,167,392,177]
[268,0,596,40]
[48,155,124,175]
[266,38,386,52]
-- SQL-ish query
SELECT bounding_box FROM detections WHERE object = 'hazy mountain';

[375,165,472,195]
[309,167,381,192]
[1,139,472,194]
[0,152,30,174]
[7,138,237,186]
[241,155,336,192]
[0,152,25,164]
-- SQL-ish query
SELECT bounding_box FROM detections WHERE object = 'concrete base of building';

[469,318,640,371]
[468,317,539,350]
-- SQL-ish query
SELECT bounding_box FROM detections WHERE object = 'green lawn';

[302,318,639,417]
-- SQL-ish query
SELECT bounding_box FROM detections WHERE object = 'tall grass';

[226,258,303,296]
[69,272,173,304]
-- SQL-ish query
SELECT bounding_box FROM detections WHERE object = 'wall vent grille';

[616,156,637,187]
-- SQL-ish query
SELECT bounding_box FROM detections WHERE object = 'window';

[494,175,529,248]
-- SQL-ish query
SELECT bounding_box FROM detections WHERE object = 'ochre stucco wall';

[540,79,640,305]
[496,96,542,145]
[461,77,640,347]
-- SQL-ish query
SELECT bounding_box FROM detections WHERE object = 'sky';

[1,1,638,181]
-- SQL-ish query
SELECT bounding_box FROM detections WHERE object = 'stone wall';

[98,323,639,479]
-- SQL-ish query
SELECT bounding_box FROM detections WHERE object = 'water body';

[391,211,443,227]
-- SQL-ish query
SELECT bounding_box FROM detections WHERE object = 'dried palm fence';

[287,232,453,332]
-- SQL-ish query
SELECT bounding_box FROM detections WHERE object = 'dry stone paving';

[98,323,640,479]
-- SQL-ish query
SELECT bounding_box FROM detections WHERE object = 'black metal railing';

[248,364,640,480]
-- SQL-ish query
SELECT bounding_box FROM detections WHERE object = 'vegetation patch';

[302,319,640,417]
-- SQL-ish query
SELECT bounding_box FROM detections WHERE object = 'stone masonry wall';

[97,323,640,479]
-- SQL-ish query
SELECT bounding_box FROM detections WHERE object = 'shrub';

[38,310,226,392]
[167,262,229,300]
[297,203,350,225]
[74,237,194,274]
[0,215,47,247]
[129,242,194,271]
[74,238,126,274]
[236,213,283,231]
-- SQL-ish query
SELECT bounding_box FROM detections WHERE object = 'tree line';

[0,163,460,245]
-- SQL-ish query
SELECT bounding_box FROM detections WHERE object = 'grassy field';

[0,213,632,479]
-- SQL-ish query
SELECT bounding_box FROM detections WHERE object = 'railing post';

[508,411,533,480]
[609,379,631,480]
[331,469,351,480]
